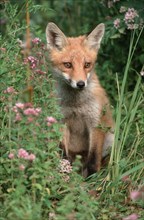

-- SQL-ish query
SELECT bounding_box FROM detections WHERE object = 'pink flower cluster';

[18,148,36,161]
[24,56,38,69]
[3,86,16,94]
[122,175,131,182]
[124,8,139,30]
[15,102,25,109]
[114,7,140,30]
[12,102,26,122]
[35,69,46,75]
[21,37,47,77]
[0,47,6,52]
[122,213,138,220]
[19,164,25,171]
[18,148,29,159]
[24,107,41,116]
[8,148,36,172]
[32,37,41,44]
[121,185,144,220]
[8,149,35,171]
[130,189,144,201]
[46,116,57,126]
[127,24,139,30]
[114,18,120,29]
[122,176,144,202]
[124,8,138,23]
[130,191,142,201]
[12,102,41,122]
[8,153,15,159]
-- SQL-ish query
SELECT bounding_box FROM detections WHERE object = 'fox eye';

[63,62,72,69]
[84,62,91,68]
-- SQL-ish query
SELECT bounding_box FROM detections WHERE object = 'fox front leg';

[59,125,70,158]
[87,128,105,175]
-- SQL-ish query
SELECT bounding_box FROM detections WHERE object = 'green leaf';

[118,28,125,34]
[120,162,144,180]
[33,183,43,191]
[110,33,121,39]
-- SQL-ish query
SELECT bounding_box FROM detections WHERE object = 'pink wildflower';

[24,56,38,69]
[23,107,41,116]
[124,8,139,24]
[32,37,41,44]
[27,117,34,123]
[18,148,29,159]
[35,69,46,75]
[0,47,6,52]
[130,190,143,201]
[19,164,25,171]
[114,18,120,29]
[15,113,22,122]
[46,116,57,124]
[18,148,36,161]
[46,116,57,126]
[15,102,25,109]
[35,108,41,113]
[4,86,15,94]
[8,153,14,159]
[47,122,52,126]
[122,175,131,182]
[59,159,72,174]
[127,23,139,30]
[24,102,33,108]
[27,153,36,161]
[12,106,18,113]
[122,213,138,220]
[41,43,46,50]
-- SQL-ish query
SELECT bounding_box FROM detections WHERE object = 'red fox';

[46,22,114,176]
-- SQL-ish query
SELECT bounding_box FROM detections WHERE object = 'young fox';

[46,22,114,176]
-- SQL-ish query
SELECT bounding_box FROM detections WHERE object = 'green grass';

[109,29,144,184]
[0,2,144,220]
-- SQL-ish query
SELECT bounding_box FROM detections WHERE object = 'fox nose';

[77,80,85,89]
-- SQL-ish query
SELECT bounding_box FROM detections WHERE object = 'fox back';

[46,23,114,176]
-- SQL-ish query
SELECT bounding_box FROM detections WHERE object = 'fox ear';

[84,23,105,50]
[46,22,68,50]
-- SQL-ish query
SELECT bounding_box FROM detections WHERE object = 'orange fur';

[46,23,114,176]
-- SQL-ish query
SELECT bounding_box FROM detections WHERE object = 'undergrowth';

[0,2,144,220]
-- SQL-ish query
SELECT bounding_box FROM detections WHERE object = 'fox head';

[46,22,105,89]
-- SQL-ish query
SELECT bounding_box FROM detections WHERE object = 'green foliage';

[0,1,144,220]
